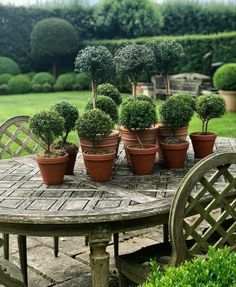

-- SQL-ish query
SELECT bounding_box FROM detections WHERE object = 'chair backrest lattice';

[0,116,45,159]
[169,152,236,266]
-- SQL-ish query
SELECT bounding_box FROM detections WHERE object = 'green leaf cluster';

[32,72,56,85]
[8,75,31,94]
[0,56,20,75]
[0,73,13,85]
[97,83,122,106]
[213,63,236,91]
[55,73,76,91]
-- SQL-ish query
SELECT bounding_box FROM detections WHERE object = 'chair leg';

[3,233,9,260]
[18,235,28,287]
[113,233,119,258]
[85,235,89,246]
[54,237,59,257]
[119,273,130,287]
[163,224,169,243]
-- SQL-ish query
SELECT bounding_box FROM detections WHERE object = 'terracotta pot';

[190,132,217,159]
[65,147,78,175]
[120,125,159,165]
[157,125,188,163]
[127,144,158,175]
[36,154,69,185]
[219,90,236,112]
[161,142,189,168]
[83,150,116,182]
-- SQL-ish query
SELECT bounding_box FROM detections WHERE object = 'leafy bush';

[97,83,122,106]
[141,247,236,287]
[42,83,52,93]
[213,63,236,91]
[76,109,113,146]
[53,83,63,92]
[29,110,65,154]
[195,94,226,133]
[8,74,31,94]
[85,95,118,123]
[171,92,195,111]
[0,56,20,75]
[0,84,9,95]
[32,72,55,85]
[120,100,157,130]
[27,72,36,79]
[74,73,91,90]
[0,73,13,85]
[56,73,75,91]
[124,95,155,108]
[32,83,42,93]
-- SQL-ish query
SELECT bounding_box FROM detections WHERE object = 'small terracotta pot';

[127,144,158,175]
[83,150,116,182]
[65,147,78,175]
[190,132,217,159]
[120,125,159,165]
[36,154,69,185]
[161,142,189,169]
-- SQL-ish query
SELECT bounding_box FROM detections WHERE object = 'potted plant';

[97,83,122,106]
[213,63,236,112]
[51,101,79,175]
[190,93,226,158]
[76,109,115,182]
[120,99,158,174]
[159,95,194,168]
[29,110,68,185]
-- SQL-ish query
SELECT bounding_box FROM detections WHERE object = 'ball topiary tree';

[32,72,56,86]
[97,83,122,105]
[74,46,114,109]
[31,18,78,77]
[114,44,155,97]
[147,39,185,96]
[8,75,31,94]
[0,56,21,75]
[213,63,236,91]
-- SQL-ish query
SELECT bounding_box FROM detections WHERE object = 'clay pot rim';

[36,153,69,164]
[160,141,189,151]
[83,150,115,161]
[127,144,158,154]
[190,132,217,140]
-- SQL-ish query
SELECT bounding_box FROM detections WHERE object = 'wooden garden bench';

[116,152,236,286]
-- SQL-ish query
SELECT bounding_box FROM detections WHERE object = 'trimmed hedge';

[213,63,236,91]
[0,73,13,85]
[55,73,76,91]
[8,74,31,94]
[0,56,21,75]
[32,72,55,85]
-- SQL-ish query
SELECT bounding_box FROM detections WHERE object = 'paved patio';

[1,137,235,287]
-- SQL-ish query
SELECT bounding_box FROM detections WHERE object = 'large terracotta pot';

[65,147,78,175]
[120,125,159,165]
[160,142,189,169]
[127,144,158,175]
[190,132,217,159]
[219,90,236,112]
[157,125,188,162]
[36,154,69,185]
[83,150,116,182]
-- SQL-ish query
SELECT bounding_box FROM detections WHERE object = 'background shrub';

[213,63,236,91]
[8,74,31,94]
[32,72,55,85]
[97,83,122,105]
[0,84,9,95]
[0,73,13,85]
[42,83,52,93]
[0,56,20,75]
[56,73,75,91]
[32,83,42,93]
[74,73,91,90]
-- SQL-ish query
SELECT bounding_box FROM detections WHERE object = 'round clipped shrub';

[195,93,226,133]
[85,96,118,123]
[8,75,31,94]
[123,94,156,107]
[75,73,90,90]
[213,63,236,91]
[120,100,157,130]
[97,83,122,105]
[27,72,36,79]
[0,56,21,75]
[171,92,195,111]
[56,74,75,91]
[0,84,9,95]
[77,109,113,145]
[32,83,42,93]
[42,83,52,93]
[0,73,13,85]
[53,83,63,92]
[32,72,55,85]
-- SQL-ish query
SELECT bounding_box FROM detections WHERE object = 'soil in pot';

[160,141,189,169]
[83,150,116,182]
[190,132,217,159]
[127,144,158,175]
[36,154,69,185]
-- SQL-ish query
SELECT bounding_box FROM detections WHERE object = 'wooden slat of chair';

[116,152,236,286]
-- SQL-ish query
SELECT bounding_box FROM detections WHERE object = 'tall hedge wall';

[84,32,236,74]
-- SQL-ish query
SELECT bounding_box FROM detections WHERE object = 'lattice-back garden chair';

[0,116,59,286]
[116,152,236,286]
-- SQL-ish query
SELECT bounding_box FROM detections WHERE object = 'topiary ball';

[85,95,118,123]
[56,74,75,91]
[32,83,42,93]
[123,94,156,108]
[32,72,55,85]
[0,84,9,95]
[97,83,122,105]
[8,75,31,94]
[0,56,21,75]
[171,92,195,112]
[0,73,13,85]
[213,63,236,91]
[75,73,90,90]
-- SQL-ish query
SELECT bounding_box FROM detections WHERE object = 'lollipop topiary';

[97,83,122,106]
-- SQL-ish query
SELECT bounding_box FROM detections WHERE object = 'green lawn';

[0,91,235,142]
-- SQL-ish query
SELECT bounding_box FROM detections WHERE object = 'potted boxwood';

[159,95,194,168]
[97,83,122,106]
[29,110,68,185]
[120,99,158,174]
[76,109,115,182]
[51,101,79,175]
[213,63,236,112]
[190,93,226,158]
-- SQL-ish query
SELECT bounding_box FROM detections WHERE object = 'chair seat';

[0,258,24,287]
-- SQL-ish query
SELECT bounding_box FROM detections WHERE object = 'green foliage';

[75,73,91,90]
[74,46,114,84]
[56,73,76,91]
[124,94,156,107]
[27,72,36,79]
[32,72,56,85]
[141,247,236,287]
[8,74,31,94]
[85,95,118,123]
[115,44,155,84]
[76,109,113,145]
[42,83,52,92]
[29,110,65,153]
[52,101,79,143]
[97,83,122,106]
[195,93,226,133]
[0,84,9,95]
[94,0,162,39]
[0,73,13,85]
[120,100,157,130]
[213,63,236,91]
[160,95,194,130]
[0,56,20,75]
[171,92,195,111]
[32,83,42,93]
